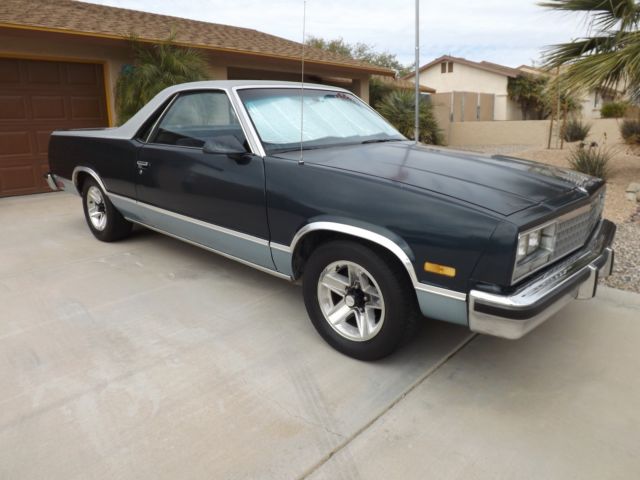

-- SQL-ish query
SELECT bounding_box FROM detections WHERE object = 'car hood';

[274,141,603,216]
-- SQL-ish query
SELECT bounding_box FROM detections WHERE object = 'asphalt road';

[1,193,639,479]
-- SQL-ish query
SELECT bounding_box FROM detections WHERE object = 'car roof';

[52,80,352,141]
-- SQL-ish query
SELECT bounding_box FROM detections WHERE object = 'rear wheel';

[81,178,132,242]
[303,240,418,360]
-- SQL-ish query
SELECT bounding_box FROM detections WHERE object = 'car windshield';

[237,88,405,154]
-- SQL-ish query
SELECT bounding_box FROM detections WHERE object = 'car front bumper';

[468,219,616,339]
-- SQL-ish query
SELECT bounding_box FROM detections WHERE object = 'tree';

[115,34,209,124]
[508,73,582,119]
[540,0,640,102]
[376,89,442,145]
[508,74,549,119]
[306,36,409,75]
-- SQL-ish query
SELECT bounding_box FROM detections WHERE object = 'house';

[403,55,523,121]
[0,0,393,197]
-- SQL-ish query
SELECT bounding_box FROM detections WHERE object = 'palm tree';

[376,90,442,144]
[115,34,209,124]
[540,0,640,101]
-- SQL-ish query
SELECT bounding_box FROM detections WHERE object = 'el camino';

[46,81,615,360]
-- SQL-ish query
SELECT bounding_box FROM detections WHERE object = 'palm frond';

[115,33,208,124]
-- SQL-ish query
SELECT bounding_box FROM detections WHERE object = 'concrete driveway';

[1,192,639,480]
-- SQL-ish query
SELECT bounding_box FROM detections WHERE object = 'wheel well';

[74,171,89,194]
[291,231,415,288]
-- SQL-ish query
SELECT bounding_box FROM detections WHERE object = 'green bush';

[376,89,443,145]
[562,118,591,142]
[600,101,628,118]
[568,144,611,180]
[620,119,640,144]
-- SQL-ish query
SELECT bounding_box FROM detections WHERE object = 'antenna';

[414,0,420,145]
[299,0,307,165]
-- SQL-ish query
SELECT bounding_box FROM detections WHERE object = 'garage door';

[0,57,109,197]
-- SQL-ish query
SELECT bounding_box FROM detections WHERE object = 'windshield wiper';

[361,138,403,144]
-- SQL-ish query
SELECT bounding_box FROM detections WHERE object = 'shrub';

[562,118,591,142]
[600,101,628,118]
[568,144,611,180]
[620,119,640,144]
[376,89,443,145]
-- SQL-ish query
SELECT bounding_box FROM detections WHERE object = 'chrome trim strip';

[414,282,467,301]
[288,221,467,302]
[269,242,292,253]
[228,88,267,157]
[107,193,269,247]
[72,166,107,194]
[127,219,292,281]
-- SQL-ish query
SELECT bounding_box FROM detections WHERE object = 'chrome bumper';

[468,219,616,339]
[44,172,60,191]
[44,173,76,193]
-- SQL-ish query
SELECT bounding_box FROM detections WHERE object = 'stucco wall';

[418,62,509,95]
[448,118,623,147]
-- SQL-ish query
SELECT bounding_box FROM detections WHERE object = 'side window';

[150,91,245,148]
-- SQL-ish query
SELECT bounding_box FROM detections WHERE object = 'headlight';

[512,222,557,283]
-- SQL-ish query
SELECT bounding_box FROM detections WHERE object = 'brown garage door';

[0,57,109,197]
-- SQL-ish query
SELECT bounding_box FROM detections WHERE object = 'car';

[46,80,616,360]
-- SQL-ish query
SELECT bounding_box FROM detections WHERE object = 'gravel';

[603,218,640,293]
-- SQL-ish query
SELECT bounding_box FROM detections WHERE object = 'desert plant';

[369,77,395,110]
[115,33,209,124]
[600,101,629,118]
[562,118,591,142]
[620,119,640,144]
[568,144,611,179]
[376,89,442,144]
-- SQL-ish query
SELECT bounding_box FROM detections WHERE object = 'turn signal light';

[423,262,456,277]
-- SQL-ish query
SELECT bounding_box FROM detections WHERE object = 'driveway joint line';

[297,332,478,479]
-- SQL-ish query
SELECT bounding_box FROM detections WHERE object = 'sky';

[84,0,589,68]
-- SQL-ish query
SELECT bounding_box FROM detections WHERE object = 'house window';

[441,62,454,74]
[594,91,600,108]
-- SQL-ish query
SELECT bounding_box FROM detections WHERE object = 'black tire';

[81,178,132,242]
[303,240,419,361]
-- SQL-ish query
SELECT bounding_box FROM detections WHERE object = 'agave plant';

[540,0,640,98]
[115,34,209,124]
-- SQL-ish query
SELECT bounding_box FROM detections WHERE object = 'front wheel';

[303,240,418,360]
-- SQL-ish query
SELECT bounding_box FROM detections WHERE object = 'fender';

[72,166,108,195]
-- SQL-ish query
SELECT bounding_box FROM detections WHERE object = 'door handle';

[137,160,150,174]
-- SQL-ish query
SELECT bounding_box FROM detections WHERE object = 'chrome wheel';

[86,185,107,231]
[317,261,385,342]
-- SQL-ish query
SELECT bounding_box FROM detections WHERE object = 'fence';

[446,118,624,147]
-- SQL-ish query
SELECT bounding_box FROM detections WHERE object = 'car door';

[134,89,273,269]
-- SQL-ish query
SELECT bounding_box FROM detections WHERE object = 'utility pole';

[414,0,420,144]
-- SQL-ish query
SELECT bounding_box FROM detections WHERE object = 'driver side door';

[134,90,273,269]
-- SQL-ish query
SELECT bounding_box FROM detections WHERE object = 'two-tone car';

[46,80,615,360]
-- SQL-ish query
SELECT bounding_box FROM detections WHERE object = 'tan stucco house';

[0,0,392,197]
[403,55,523,121]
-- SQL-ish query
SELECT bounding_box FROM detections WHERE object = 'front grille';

[551,190,604,261]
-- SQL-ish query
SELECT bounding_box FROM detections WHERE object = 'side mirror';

[203,136,248,155]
